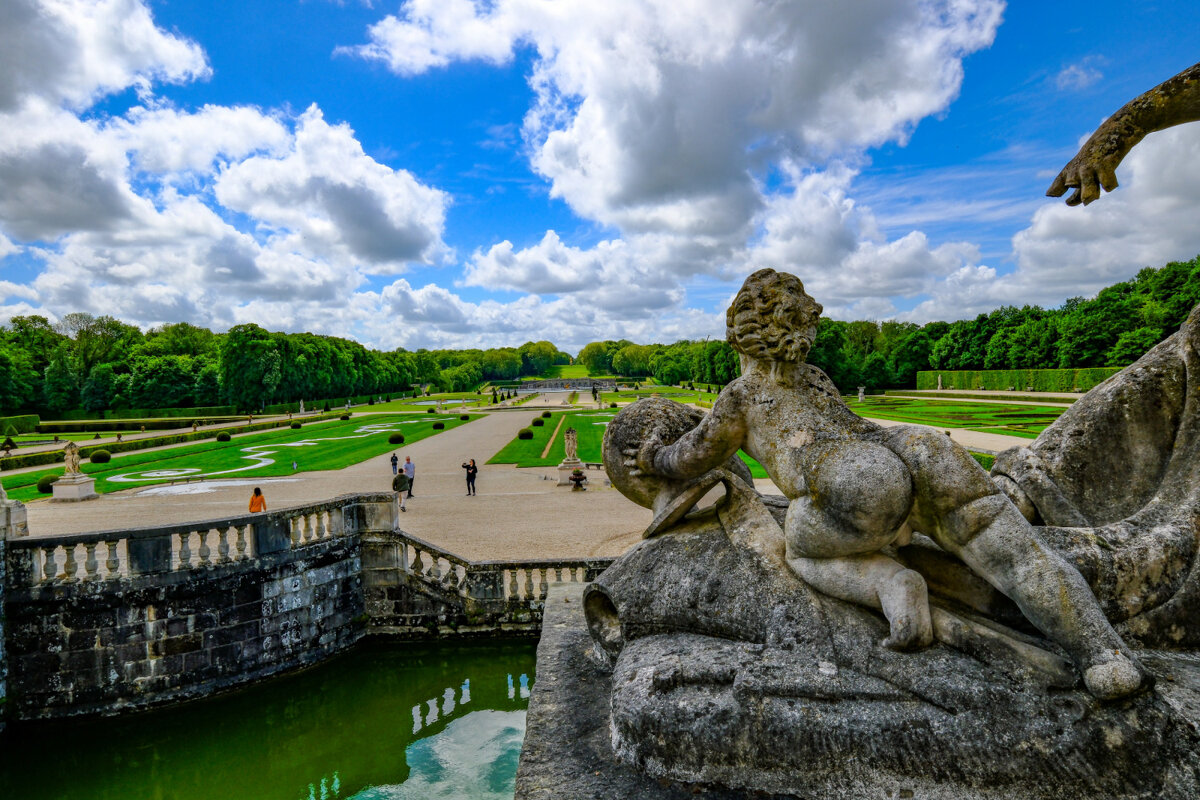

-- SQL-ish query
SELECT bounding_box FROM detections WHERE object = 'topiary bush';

[3,424,17,437]
[459,414,469,420]
[610,402,618,408]
[216,432,231,442]
[531,418,544,427]
[432,421,445,430]
[517,428,533,440]
[541,411,552,418]
[290,422,301,429]
[427,408,436,414]
[323,403,331,412]
[90,449,112,464]
[340,414,351,421]
[37,474,55,494]
[388,433,405,444]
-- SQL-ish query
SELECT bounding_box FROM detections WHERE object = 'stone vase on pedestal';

[50,474,99,503]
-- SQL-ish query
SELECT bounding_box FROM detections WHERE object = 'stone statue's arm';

[626,392,748,480]
[1048,61,1200,206]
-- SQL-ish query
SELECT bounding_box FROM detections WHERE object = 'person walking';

[462,458,478,496]
[390,452,399,475]
[249,487,266,512]
[392,469,410,512]
[403,456,415,497]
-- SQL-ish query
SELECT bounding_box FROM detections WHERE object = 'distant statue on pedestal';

[63,441,81,475]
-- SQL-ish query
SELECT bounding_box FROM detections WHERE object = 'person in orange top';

[249,487,266,512]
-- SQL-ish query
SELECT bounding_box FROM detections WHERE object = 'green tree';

[81,363,118,411]
[1106,326,1164,367]
[219,324,281,410]
[0,345,36,414]
[42,345,80,413]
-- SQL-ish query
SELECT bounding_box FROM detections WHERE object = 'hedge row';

[915,368,1121,393]
[37,416,244,434]
[264,393,385,415]
[0,414,39,434]
[54,405,237,421]
[0,412,342,473]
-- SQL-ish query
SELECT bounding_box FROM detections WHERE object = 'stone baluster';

[83,542,100,580]
[303,514,314,544]
[316,511,327,541]
[217,526,231,563]
[410,547,425,576]
[569,566,580,582]
[62,543,79,582]
[42,546,59,582]
[428,556,441,581]
[197,528,212,566]
[508,569,519,599]
[445,565,460,592]
[538,568,549,600]
[236,524,249,559]
[105,539,120,577]
[554,566,564,582]
[178,530,192,569]
[289,516,302,547]
[523,569,534,601]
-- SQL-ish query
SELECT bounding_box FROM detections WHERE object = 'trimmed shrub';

[388,433,405,444]
[216,432,231,442]
[427,408,436,414]
[531,418,545,427]
[323,403,331,412]
[2,436,16,451]
[340,414,351,421]
[541,411,552,418]
[459,414,470,420]
[517,428,533,440]
[290,422,301,429]
[610,402,618,408]
[0,414,40,434]
[432,422,445,430]
[93,433,101,439]
[37,475,55,494]
[90,449,112,464]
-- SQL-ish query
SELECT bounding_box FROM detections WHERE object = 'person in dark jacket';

[392,470,410,511]
[462,459,477,495]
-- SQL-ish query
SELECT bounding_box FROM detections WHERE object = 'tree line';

[0,313,571,415]
[2,254,1196,415]
[573,255,1200,391]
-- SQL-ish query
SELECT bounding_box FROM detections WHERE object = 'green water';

[0,638,536,800]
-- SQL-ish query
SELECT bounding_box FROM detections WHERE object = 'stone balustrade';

[0,492,615,721]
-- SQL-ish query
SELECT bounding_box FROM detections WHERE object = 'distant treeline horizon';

[1,255,1196,416]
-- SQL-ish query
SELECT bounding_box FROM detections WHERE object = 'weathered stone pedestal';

[518,583,1200,800]
[50,474,98,502]
[557,458,584,486]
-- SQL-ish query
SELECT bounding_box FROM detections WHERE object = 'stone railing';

[4,495,370,587]
[362,529,614,634]
[1,492,616,720]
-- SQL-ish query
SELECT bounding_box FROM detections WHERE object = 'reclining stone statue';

[588,267,1200,798]
[623,268,1146,699]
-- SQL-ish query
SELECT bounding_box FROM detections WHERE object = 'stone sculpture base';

[50,474,98,503]
[557,458,585,486]
[519,574,1200,800]
[516,585,765,800]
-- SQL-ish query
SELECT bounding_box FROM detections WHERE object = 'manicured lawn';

[599,387,716,404]
[851,397,1063,438]
[1,413,477,503]
[486,412,569,466]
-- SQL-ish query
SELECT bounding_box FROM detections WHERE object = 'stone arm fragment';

[1048,61,1200,205]
[622,393,747,479]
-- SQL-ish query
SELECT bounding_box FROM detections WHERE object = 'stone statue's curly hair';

[726,268,823,366]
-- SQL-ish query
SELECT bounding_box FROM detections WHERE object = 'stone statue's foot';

[880,570,934,651]
[1083,655,1153,700]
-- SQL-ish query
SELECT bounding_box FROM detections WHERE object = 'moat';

[0,638,536,800]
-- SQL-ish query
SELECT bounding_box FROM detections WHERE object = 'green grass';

[1,413,477,503]
[487,411,570,466]
[599,387,716,404]
[850,397,1064,438]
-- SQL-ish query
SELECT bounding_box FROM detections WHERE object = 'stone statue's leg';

[787,552,933,650]
[883,426,1149,699]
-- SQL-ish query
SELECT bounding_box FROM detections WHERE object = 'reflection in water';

[0,638,536,800]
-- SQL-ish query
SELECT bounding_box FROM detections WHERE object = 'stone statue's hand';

[1046,123,1127,206]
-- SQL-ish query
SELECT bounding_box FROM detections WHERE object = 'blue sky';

[1,0,1198,352]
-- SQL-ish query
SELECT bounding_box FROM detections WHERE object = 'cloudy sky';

[1,0,1198,352]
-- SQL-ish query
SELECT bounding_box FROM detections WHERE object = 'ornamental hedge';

[915,368,1122,393]
[0,415,39,434]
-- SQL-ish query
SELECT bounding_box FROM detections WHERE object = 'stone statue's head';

[726,268,823,366]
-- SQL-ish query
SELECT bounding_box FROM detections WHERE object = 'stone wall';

[1,534,7,733]
[1,496,613,721]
